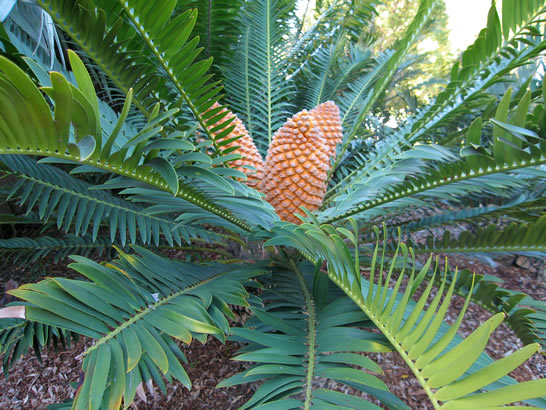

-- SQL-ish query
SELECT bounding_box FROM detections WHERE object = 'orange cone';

[310,101,343,160]
[205,103,264,188]
[261,109,331,223]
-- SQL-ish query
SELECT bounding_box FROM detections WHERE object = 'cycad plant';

[0,0,545,408]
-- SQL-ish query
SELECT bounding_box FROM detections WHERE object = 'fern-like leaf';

[330,0,546,192]
[0,234,114,265]
[219,264,406,409]
[265,221,546,408]
[0,247,267,408]
[332,0,438,169]
[410,216,546,256]
[321,120,546,223]
[0,53,256,231]
[1,155,215,246]
[224,0,295,152]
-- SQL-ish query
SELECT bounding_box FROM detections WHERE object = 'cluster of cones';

[204,101,343,224]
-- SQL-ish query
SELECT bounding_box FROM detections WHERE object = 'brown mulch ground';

[0,253,544,409]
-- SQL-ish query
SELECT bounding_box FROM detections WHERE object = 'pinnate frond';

[1,155,214,246]
[409,216,546,256]
[265,221,546,408]
[223,0,296,152]
[0,247,266,408]
[219,265,405,409]
[0,52,254,231]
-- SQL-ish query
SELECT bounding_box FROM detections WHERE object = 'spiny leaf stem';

[289,258,317,410]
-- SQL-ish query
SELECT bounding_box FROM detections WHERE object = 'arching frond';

[389,190,546,234]
[287,0,378,78]
[332,0,439,170]
[336,50,394,137]
[0,53,257,232]
[0,247,267,408]
[298,36,346,110]
[1,155,216,246]
[265,221,546,408]
[122,184,278,233]
[299,40,375,113]
[183,0,244,71]
[420,0,546,145]
[410,217,546,256]
[0,234,114,265]
[330,0,546,189]
[0,213,41,225]
[287,1,347,76]
[321,120,546,223]
[36,0,232,147]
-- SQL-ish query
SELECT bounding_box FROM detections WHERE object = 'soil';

[0,253,544,409]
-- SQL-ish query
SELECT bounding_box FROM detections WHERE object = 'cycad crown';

[207,102,265,188]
